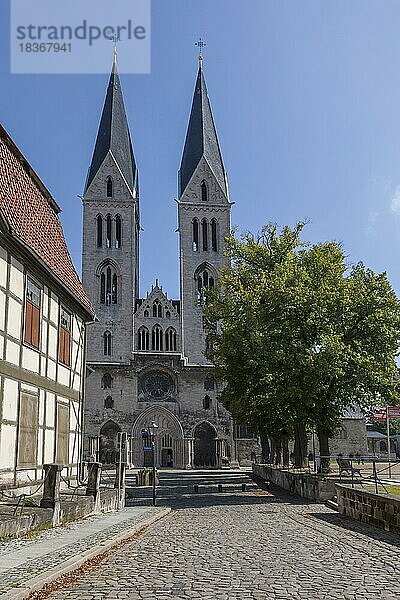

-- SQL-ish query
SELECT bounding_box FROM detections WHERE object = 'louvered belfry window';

[24,278,41,349]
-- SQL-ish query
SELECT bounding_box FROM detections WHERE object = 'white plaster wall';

[48,324,57,360]
[46,392,55,427]
[9,258,24,300]
[6,339,20,366]
[2,378,18,421]
[58,365,70,387]
[0,424,16,469]
[0,246,7,288]
[0,289,6,331]
[7,297,22,339]
[22,346,40,373]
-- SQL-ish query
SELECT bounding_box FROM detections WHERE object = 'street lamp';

[142,422,158,506]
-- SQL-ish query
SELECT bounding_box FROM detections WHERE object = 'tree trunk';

[282,435,290,467]
[273,437,282,466]
[293,422,308,468]
[317,429,331,473]
[260,431,270,463]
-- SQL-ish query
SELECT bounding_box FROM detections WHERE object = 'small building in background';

[0,124,94,494]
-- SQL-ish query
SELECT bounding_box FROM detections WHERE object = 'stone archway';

[193,422,217,468]
[99,420,121,465]
[131,406,185,468]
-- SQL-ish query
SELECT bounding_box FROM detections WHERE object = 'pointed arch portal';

[194,421,217,467]
[131,406,185,468]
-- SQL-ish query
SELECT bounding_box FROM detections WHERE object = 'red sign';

[370,406,400,420]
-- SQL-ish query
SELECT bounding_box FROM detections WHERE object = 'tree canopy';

[204,222,400,468]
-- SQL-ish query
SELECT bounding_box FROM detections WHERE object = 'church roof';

[84,60,137,195]
[179,61,227,197]
[0,124,94,318]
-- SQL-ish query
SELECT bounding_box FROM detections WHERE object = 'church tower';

[178,55,231,364]
[82,57,139,365]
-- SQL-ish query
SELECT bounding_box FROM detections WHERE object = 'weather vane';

[195,37,206,63]
[110,33,120,62]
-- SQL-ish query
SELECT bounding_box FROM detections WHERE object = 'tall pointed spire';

[84,59,137,196]
[179,60,228,198]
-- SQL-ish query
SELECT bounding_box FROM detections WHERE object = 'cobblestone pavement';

[46,470,400,600]
[0,506,164,596]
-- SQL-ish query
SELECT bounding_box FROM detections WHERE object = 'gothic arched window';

[106,214,112,248]
[102,373,113,389]
[103,331,112,356]
[196,266,215,305]
[165,310,171,319]
[202,219,208,251]
[203,395,211,409]
[152,325,163,351]
[99,264,118,305]
[211,219,218,252]
[138,327,149,351]
[201,180,208,202]
[106,176,113,198]
[204,376,215,391]
[152,300,162,318]
[192,219,199,251]
[144,309,149,317]
[97,215,103,248]
[115,215,122,248]
[165,327,177,352]
[104,396,114,409]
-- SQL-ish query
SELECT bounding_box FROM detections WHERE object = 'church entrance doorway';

[99,420,121,465]
[194,422,217,467]
[161,434,174,467]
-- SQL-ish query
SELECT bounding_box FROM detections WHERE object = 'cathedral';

[82,53,258,469]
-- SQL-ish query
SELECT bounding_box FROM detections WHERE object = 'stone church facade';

[82,55,258,468]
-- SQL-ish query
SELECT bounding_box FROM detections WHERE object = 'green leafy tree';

[205,223,400,471]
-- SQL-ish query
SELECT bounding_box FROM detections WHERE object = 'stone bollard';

[242,483,246,492]
[114,462,126,509]
[194,484,199,493]
[86,462,102,512]
[218,484,223,493]
[40,464,64,526]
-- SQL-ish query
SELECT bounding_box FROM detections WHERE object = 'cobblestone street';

[46,471,400,600]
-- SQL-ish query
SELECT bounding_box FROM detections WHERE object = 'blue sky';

[2,1,400,298]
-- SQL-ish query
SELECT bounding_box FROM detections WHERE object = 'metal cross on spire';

[110,33,120,63]
[195,37,206,65]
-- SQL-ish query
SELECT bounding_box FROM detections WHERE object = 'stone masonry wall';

[336,484,400,534]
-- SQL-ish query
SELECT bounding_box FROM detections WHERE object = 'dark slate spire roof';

[85,60,137,195]
[179,62,227,197]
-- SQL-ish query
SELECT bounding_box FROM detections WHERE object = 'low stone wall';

[336,484,400,534]
[253,464,336,501]
[0,488,120,539]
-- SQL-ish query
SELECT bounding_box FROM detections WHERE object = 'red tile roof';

[0,124,94,318]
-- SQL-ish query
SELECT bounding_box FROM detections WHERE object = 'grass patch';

[366,484,400,496]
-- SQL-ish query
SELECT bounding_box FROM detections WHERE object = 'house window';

[115,215,122,248]
[58,307,71,366]
[165,327,177,351]
[103,331,112,356]
[24,277,41,349]
[102,373,113,389]
[106,215,112,248]
[55,403,69,465]
[202,219,208,251]
[106,176,113,198]
[192,219,199,251]
[201,180,208,202]
[17,392,38,468]
[211,220,218,252]
[152,325,163,351]
[203,395,211,409]
[97,215,103,247]
[104,396,114,409]
[138,326,149,351]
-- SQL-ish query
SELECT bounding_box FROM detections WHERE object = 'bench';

[337,458,361,477]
